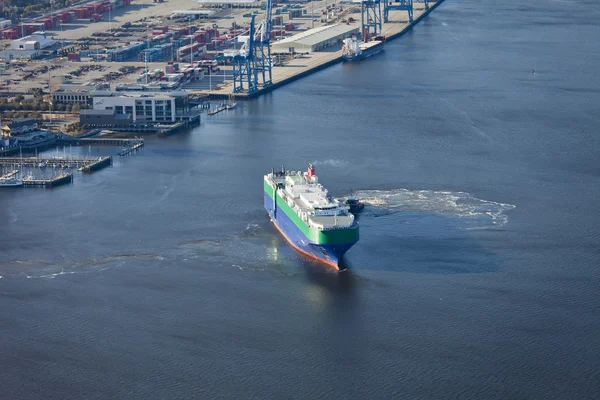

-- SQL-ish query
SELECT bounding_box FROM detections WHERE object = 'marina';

[0,137,142,188]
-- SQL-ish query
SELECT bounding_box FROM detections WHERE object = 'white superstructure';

[342,37,362,58]
[264,164,355,230]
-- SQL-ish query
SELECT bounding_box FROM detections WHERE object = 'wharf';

[22,173,73,188]
[203,1,444,100]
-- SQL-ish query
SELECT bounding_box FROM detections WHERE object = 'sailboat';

[226,94,238,110]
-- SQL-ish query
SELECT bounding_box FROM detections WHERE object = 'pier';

[207,104,227,116]
[78,156,113,173]
[118,141,144,156]
[22,173,73,188]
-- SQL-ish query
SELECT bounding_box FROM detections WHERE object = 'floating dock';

[0,156,112,172]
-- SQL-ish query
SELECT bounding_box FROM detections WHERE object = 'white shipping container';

[0,19,13,30]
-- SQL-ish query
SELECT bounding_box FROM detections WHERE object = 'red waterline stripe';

[269,217,340,271]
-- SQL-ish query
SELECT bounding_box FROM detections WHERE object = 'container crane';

[383,0,413,23]
[231,0,273,94]
[231,16,258,93]
[361,0,383,40]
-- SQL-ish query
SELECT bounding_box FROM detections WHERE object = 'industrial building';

[270,24,360,53]
[0,33,55,60]
[10,33,54,50]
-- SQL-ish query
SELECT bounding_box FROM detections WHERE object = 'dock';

[78,156,113,173]
[118,141,144,156]
[0,156,113,173]
[22,173,73,188]
[207,105,227,116]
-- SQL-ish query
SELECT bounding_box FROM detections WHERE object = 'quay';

[201,1,445,100]
[22,173,73,188]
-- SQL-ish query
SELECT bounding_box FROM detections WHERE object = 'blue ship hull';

[342,42,384,62]
[264,191,354,269]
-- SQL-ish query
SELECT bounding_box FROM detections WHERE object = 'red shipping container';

[68,53,80,61]
[2,29,18,40]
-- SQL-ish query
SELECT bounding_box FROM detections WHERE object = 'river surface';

[1,0,600,398]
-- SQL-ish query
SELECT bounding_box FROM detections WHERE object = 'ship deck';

[360,41,383,50]
[309,214,355,229]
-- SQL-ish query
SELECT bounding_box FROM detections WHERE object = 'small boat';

[226,94,238,110]
[345,195,364,213]
[0,178,23,187]
[0,170,23,187]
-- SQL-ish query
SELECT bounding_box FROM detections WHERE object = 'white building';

[92,93,177,123]
[271,24,359,53]
[11,34,54,51]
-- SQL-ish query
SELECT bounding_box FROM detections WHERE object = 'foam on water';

[0,253,166,280]
[353,189,515,228]
[310,159,348,168]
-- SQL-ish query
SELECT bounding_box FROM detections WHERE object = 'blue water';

[1,0,600,398]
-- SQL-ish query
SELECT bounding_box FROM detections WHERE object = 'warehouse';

[271,24,359,53]
[10,34,54,50]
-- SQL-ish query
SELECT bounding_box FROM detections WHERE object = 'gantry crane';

[232,0,273,94]
[383,0,413,23]
[361,0,383,40]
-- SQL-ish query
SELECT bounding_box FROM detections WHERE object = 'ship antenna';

[281,165,285,174]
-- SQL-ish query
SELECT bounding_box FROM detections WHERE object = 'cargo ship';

[342,35,386,61]
[264,164,359,269]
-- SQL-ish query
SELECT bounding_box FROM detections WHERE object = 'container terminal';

[0,0,444,102]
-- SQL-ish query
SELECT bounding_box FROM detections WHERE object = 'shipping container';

[67,52,81,61]
[2,29,18,40]
[0,19,12,30]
